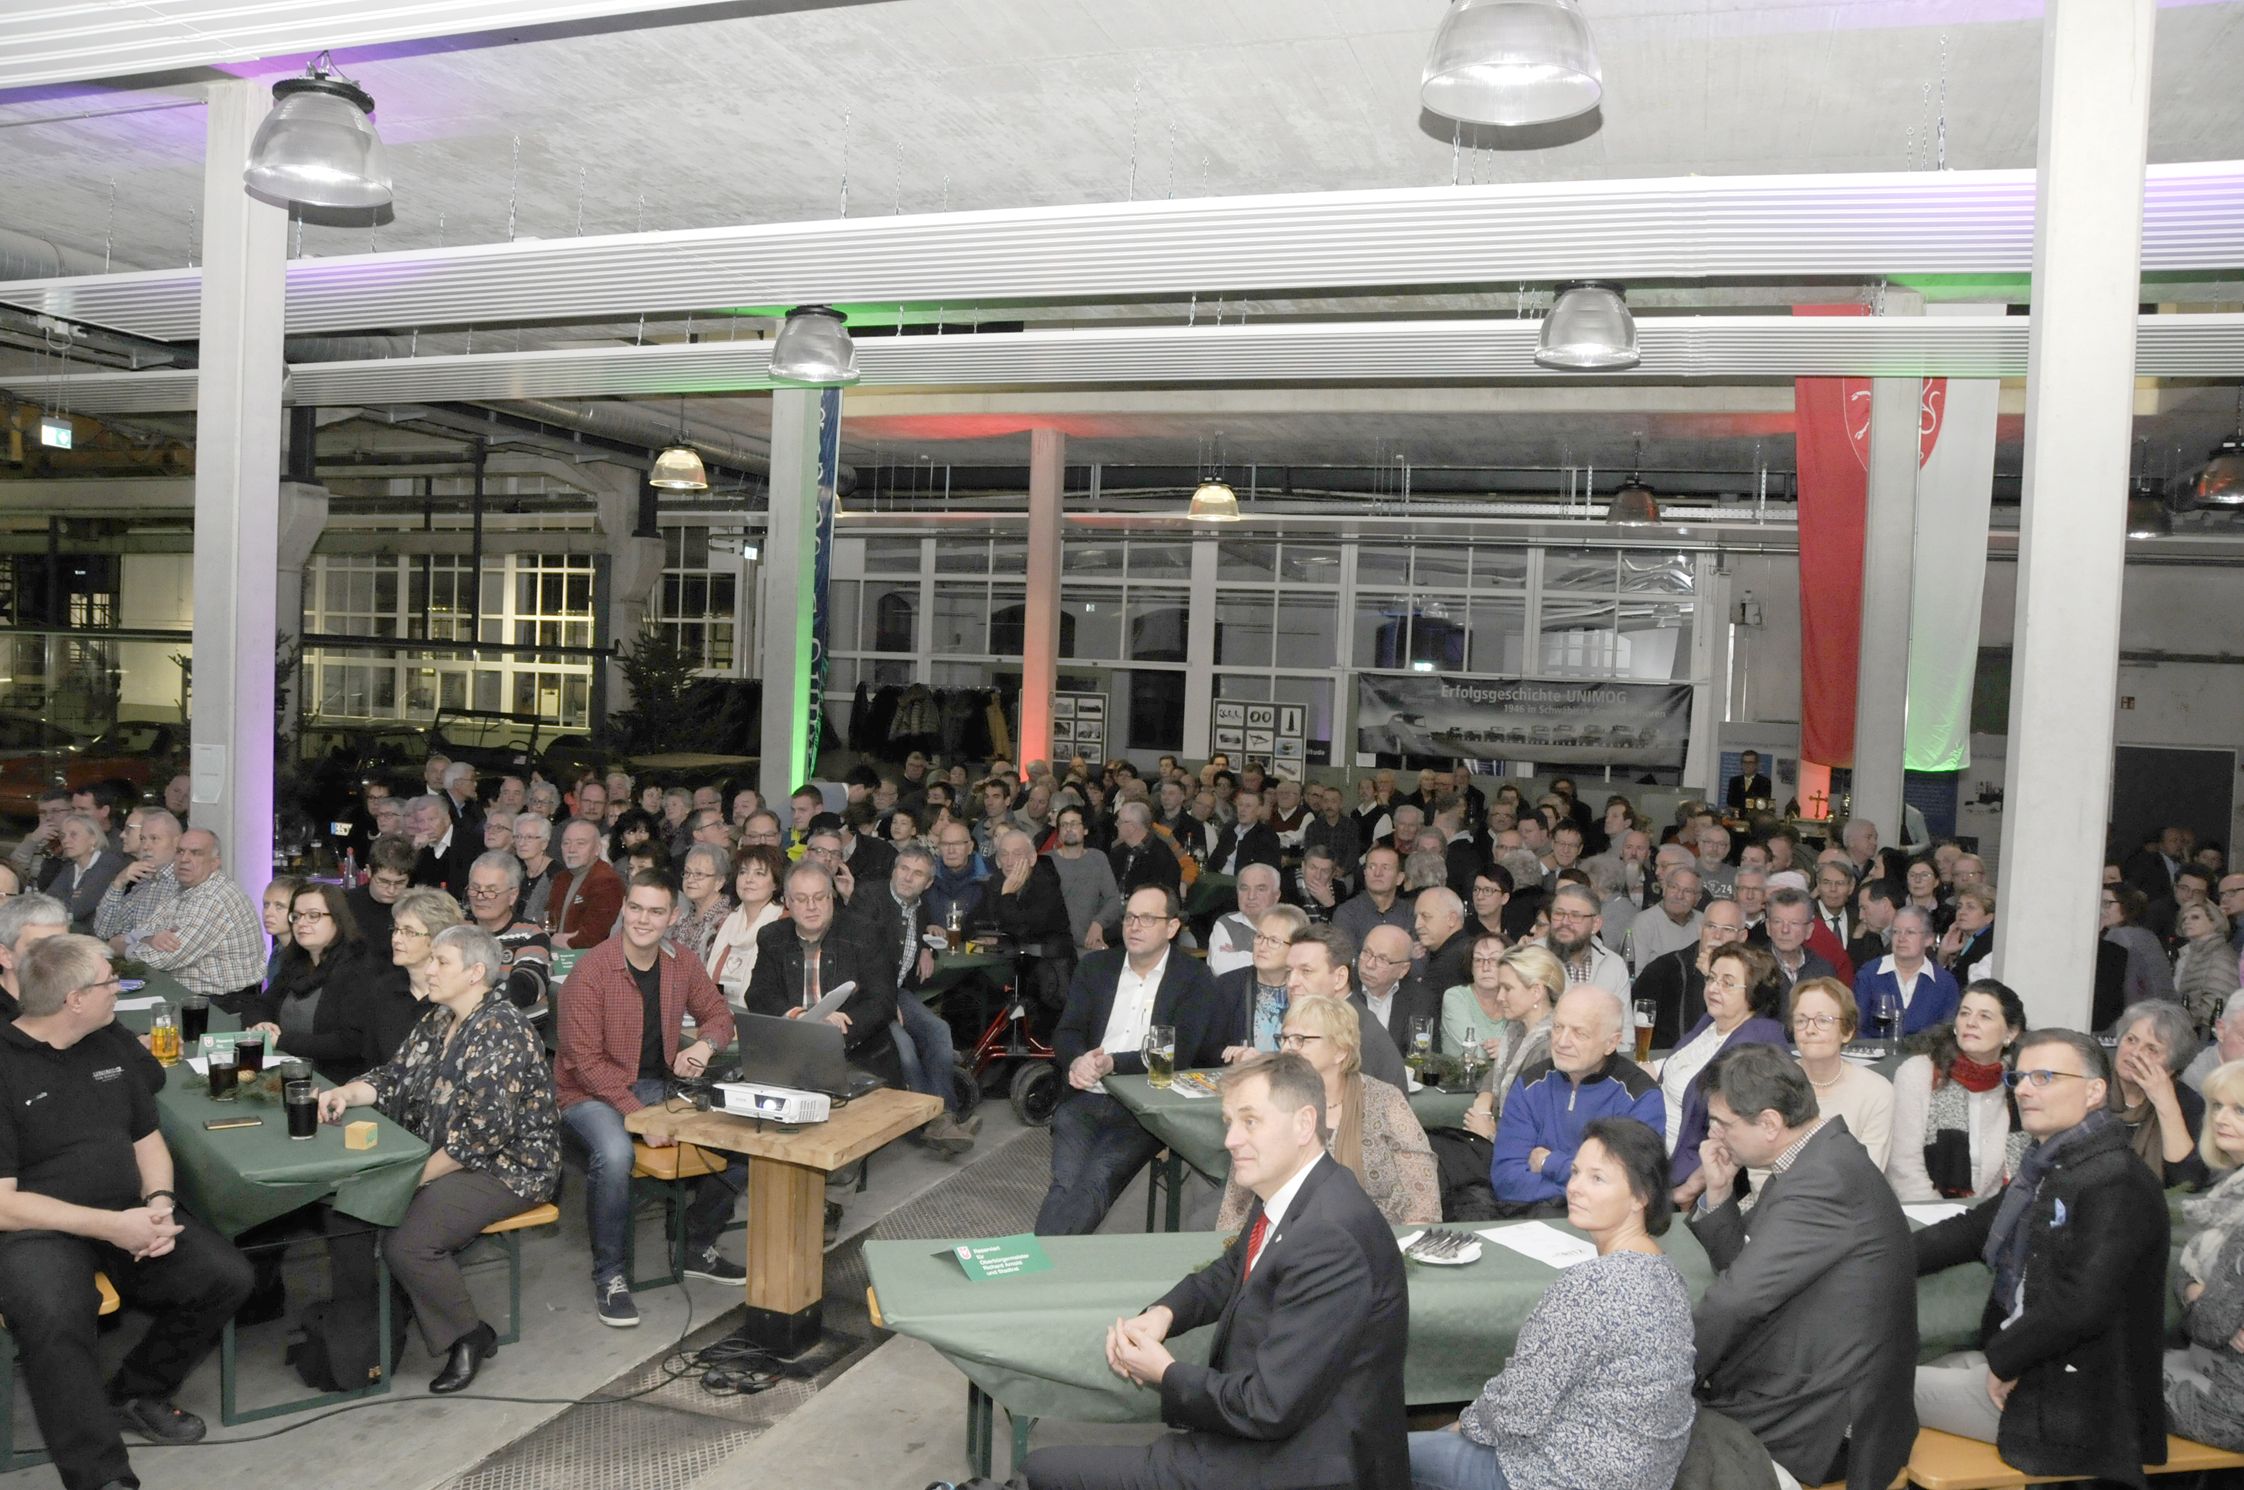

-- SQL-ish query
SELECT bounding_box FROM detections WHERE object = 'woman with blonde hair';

[1453,942,1566,1134]
[2167,1060,2244,1449]
[1215,993,1439,1231]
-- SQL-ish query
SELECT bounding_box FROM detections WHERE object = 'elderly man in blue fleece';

[1491,984,1665,1217]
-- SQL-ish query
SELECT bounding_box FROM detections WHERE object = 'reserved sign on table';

[946,1234,1054,1282]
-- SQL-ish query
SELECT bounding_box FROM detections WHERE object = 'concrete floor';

[4,1098,1105,1490]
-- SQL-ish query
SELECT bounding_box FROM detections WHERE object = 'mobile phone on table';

[204,1116,263,1131]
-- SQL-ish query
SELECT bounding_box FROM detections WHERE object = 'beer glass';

[1633,1000,1657,1062]
[1143,1024,1177,1089]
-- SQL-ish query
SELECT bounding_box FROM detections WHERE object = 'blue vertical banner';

[806,387,842,783]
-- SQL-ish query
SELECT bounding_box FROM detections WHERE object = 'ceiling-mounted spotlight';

[1536,282,1639,371]
[769,306,860,386]
[650,444,709,492]
[1186,478,1243,523]
[1420,0,1602,128]
[1606,476,1659,526]
[242,51,392,210]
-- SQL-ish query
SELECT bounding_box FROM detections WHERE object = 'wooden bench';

[1905,1427,2244,1489]
[1,1273,121,1471]
[479,1201,561,1346]
[626,1139,732,1290]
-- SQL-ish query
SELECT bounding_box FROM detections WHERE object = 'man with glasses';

[7,787,74,888]
[546,818,624,952]
[1037,886,1224,1235]
[93,808,183,949]
[1763,887,1844,993]
[2,894,165,1093]
[512,812,558,924]
[744,863,902,1086]
[1545,882,1632,998]
[1275,925,1409,1089]
[1852,906,1957,1039]
[1049,805,1124,953]
[0,935,257,1487]
[1207,864,1281,979]
[1632,897,1747,1050]
[465,852,551,1012]
[1911,1030,2168,1483]
[1689,1042,1917,1490]
[556,871,744,1327]
[1354,923,1443,1062]
[928,820,992,931]
[1624,864,1702,976]
[739,809,785,852]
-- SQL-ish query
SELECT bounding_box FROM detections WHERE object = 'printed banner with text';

[1356,675,1693,769]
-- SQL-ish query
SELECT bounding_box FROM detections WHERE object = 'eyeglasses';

[1360,949,1407,965]
[1251,933,1289,948]
[1277,1032,1325,1049]
[2004,1069,2093,1089]
[1471,954,1507,967]
[70,976,122,999]
[1791,1014,1842,1032]
[1549,910,1596,924]
[289,910,332,924]
[1122,912,1175,928]
[682,868,717,881]
[468,882,508,896]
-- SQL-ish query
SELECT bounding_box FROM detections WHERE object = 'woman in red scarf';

[1886,979,2029,1201]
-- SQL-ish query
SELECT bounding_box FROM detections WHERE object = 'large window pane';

[863,537,924,574]
[1544,547,1617,591]
[1126,593,1189,661]
[931,586,989,655]
[1539,597,1621,676]
[1620,551,1695,594]
[1119,668,1186,752]
[1617,601,1695,680]
[935,539,989,574]
[1413,546,1469,590]
[1274,597,1338,669]
[829,580,861,652]
[1219,541,1278,580]
[987,586,1026,656]
[1062,587,1121,660]
[1280,543,1342,584]
[1215,595,1275,667]
[1128,542,1191,581]
[1358,546,1410,589]
[1354,593,1410,669]
[867,584,917,653]
[1469,597,1526,674]
[1214,674,1272,702]
[1473,548,1528,589]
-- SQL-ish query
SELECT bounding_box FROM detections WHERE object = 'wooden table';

[626,1086,941,1353]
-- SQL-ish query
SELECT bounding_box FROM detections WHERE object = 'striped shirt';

[120,873,267,998]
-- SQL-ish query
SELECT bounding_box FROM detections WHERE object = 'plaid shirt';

[93,863,174,942]
[121,872,267,997]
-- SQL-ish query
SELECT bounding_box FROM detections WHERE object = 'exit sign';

[37,416,71,449]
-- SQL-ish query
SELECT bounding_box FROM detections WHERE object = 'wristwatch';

[142,1189,178,1207]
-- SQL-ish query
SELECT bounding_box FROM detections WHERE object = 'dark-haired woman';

[2101,883,2176,1006]
[1407,1116,1696,1490]
[249,881,387,1084]
[1886,979,2028,1202]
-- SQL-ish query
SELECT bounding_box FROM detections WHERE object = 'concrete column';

[1849,375,1921,839]
[273,480,330,738]
[589,468,666,721]
[1183,537,1219,760]
[190,79,287,895]
[1993,0,2156,1029]
[1014,428,1065,769]
[759,388,824,805]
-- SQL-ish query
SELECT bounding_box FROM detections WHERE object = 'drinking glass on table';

[1872,990,1902,1041]
[1633,999,1657,1062]
[207,1047,238,1101]
[1142,1024,1177,1089]
[1407,1017,1434,1075]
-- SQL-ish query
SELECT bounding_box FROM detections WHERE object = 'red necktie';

[1242,1213,1270,1280]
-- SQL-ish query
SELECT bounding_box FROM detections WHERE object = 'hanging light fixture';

[242,52,393,210]
[1536,282,1639,371]
[769,306,860,386]
[1606,477,1659,525]
[1420,0,1602,128]
[1186,477,1243,523]
[649,394,708,492]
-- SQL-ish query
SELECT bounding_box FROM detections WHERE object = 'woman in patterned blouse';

[667,843,735,967]
[319,923,559,1396]
[1216,992,1440,1231]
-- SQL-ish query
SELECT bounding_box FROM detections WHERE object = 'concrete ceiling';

[4,0,2244,482]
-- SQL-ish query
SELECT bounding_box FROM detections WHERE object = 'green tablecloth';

[116,974,431,1237]
[868,1219,1991,1428]
[1109,1073,1483,1183]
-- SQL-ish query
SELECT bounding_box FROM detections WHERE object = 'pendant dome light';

[1186,478,1243,523]
[1606,438,1659,525]
[769,306,860,386]
[242,52,393,210]
[649,394,708,492]
[1420,0,1602,128]
[1536,282,1640,371]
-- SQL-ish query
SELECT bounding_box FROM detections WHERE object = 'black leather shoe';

[116,1396,205,1444]
[429,1321,497,1394]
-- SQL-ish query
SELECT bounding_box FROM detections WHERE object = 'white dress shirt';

[1097,948,1171,1080]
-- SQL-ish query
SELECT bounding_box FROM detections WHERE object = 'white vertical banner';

[1904,303,2003,772]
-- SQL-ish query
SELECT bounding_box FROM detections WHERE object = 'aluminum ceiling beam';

[6,163,2244,342]
[15,312,2244,414]
[0,1,728,89]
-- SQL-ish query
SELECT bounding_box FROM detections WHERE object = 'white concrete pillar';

[1850,375,1921,838]
[1015,428,1065,767]
[273,480,329,738]
[190,79,287,895]
[759,388,825,805]
[589,469,666,718]
[1993,0,2156,1029]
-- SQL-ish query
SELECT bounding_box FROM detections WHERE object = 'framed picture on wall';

[1053,720,1074,744]
[1053,696,1076,719]
[1214,727,1244,753]
[1215,701,1245,728]
[1246,729,1274,754]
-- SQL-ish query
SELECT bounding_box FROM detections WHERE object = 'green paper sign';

[944,1234,1053,1282]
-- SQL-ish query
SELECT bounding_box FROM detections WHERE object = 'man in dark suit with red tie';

[1023,1052,1410,1490]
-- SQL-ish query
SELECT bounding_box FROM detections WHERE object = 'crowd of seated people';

[9,749,2244,1490]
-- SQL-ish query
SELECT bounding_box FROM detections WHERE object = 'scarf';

[2180,1164,2244,1293]
[2119,1091,2171,1178]
[1923,1061,2024,1198]
[1983,1109,2113,1309]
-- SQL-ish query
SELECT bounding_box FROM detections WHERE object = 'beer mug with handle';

[1143,1024,1177,1089]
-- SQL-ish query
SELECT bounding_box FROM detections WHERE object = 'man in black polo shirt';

[0,934,253,1490]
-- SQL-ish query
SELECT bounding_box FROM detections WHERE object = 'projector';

[711,1082,831,1124]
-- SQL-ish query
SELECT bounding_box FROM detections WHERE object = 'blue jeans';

[559,1078,746,1283]
[1034,1091,1163,1236]
[894,995,961,1112]
[1407,1428,1513,1490]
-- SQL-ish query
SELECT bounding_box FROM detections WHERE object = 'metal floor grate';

[436,1124,1054,1490]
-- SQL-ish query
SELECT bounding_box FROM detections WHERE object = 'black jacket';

[1149,1154,1410,1490]
[1052,947,1223,1094]
[967,858,1074,952]
[257,942,404,1084]
[743,918,903,1082]
[1356,977,1445,1059]
[1110,838,1182,899]
[1633,947,1704,1050]
[1420,929,1473,998]
[1913,1117,2170,1487]
[1211,822,1283,878]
